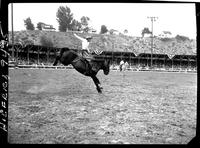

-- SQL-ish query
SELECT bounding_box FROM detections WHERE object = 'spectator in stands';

[73,33,93,60]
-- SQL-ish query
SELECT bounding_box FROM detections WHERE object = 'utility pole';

[11,3,14,61]
[147,16,158,68]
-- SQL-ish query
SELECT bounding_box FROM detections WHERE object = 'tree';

[100,25,108,34]
[141,27,152,37]
[24,17,35,30]
[56,6,74,32]
[36,22,45,30]
[81,16,90,32]
[71,19,82,31]
[124,29,128,34]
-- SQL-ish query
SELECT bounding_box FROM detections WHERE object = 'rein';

[72,56,82,63]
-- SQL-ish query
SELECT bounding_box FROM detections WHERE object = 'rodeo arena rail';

[8,44,197,73]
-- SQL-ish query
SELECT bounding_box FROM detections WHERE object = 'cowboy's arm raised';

[74,34,86,42]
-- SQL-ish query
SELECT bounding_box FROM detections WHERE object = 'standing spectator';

[125,61,129,69]
[119,60,124,71]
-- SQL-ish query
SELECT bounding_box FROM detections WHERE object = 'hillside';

[8,30,196,57]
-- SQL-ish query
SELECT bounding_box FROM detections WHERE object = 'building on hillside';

[109,29,120,35]
[143,33,152,38]
[41,24,56,31]
[158,31,173,38]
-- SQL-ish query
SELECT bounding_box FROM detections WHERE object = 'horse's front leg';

[91,75,103,93]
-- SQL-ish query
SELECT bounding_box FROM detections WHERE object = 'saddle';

[72,50,100,75]
[72,55,93,76]
[78,50,94,61]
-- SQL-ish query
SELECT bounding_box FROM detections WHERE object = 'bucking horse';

[53,48,110,93]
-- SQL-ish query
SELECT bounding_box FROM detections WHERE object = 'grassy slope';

[9,30,196,55]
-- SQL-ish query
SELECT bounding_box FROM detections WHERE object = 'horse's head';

[102,60,110,75]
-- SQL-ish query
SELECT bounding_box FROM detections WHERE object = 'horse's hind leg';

[93,76,103,89]
[91,75,103,93]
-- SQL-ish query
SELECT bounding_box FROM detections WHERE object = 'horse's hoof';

[97,87,102,93]
[98,91,102,93]
[98,85,103,90]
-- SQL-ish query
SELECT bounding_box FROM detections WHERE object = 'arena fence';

[8,63,197,73]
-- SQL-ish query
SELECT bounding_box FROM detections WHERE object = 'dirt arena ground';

[8,68,197,144]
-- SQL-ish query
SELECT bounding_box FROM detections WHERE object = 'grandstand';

[8,30,196,72]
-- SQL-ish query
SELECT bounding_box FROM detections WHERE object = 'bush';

[40,35,54,47]
[160,37,172,42]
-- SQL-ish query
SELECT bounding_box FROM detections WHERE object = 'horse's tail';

[53,56,60,66]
